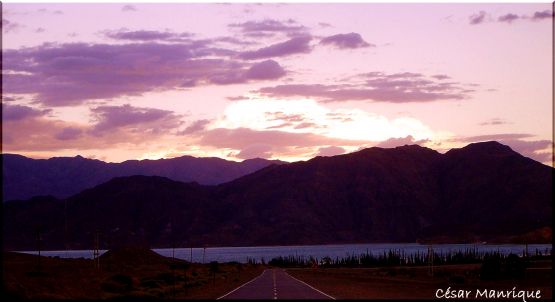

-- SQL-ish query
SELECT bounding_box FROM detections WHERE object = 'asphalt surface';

[218,268,335,300]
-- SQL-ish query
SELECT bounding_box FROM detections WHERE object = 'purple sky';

[2,3,553,165]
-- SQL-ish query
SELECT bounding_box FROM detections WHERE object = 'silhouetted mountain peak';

[2,153,27,159]
[2,153,283,201]
[446,141,518,158]
[242,157,287,165]
[463,140,513,151]
[351,144,440,159]
[242,157,268,163]
[392,144,429,150]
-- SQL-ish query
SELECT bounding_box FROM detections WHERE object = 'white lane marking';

[273,269,278,299]
[217,269,269,300]
[284,270,336,300]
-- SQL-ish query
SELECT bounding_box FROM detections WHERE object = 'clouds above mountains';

[179,119,211,135]
[376,135,429,148]
[244,60,286,80]
[532,10,553,20]
[3,42,287,106]
[255,71,471,103]
[3,98,551,165]
[55,127,83,141]
[469,11,488,25]
[320,32,373,49]
[498,13,519,24]
[90,104,183,135]
[239,36,312,59]
[121,5,137,12]
[2,19,375,107]
[104,29,193,42]
[0,15,387,160]
[2,18,23,33]
[2,5,551,165]
[316,145,346,157]
[2,103,51,121]
[469,9,553,25]
[228,19,308,38]
[199,127,368,160]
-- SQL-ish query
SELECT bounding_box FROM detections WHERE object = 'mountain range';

[1,154,284,201]
[3,141,552,250]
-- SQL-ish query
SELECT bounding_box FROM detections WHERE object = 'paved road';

[218,268,335,300]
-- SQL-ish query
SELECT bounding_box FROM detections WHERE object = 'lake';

[18,243,552,263]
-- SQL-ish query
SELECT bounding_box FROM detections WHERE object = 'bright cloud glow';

[216,98,437,143]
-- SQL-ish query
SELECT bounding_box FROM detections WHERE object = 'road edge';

[284,269,336,300]
[217,269,269,300]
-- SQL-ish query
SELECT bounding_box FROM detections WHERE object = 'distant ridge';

[3,141,552,249]
[1,153,285,201]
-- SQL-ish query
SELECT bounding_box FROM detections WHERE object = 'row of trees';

[267,248,552,268]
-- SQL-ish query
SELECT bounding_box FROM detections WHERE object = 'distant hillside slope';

[1,154,284,201]
[3,141,552,249]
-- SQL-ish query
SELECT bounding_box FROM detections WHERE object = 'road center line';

[273,269,278,299]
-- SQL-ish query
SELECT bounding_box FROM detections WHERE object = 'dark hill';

[4,176,223,250]
[3,142,552,249]
[99,246,188,268]
[1,154,284,201]
[213,144,444,245]
[425,141,552,241]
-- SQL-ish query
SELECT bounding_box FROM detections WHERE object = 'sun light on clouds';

[325,110,435,142]
[215,98,439,144]
[215,98,327,131]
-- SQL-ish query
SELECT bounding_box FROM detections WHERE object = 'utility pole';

[171,236,175,260]
[427,244,434,277]
[36,228,42,273]
[93,229,100,269]
[169,218,176,299]
[169,219,175,260]
[64,199,68,257]
[171,242,176,299]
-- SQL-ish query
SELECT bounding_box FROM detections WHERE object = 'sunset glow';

[2,3,553,164]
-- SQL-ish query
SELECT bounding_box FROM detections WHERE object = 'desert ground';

[287,260,552,300]
[2,248,551,300]
[2,248,264,299]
